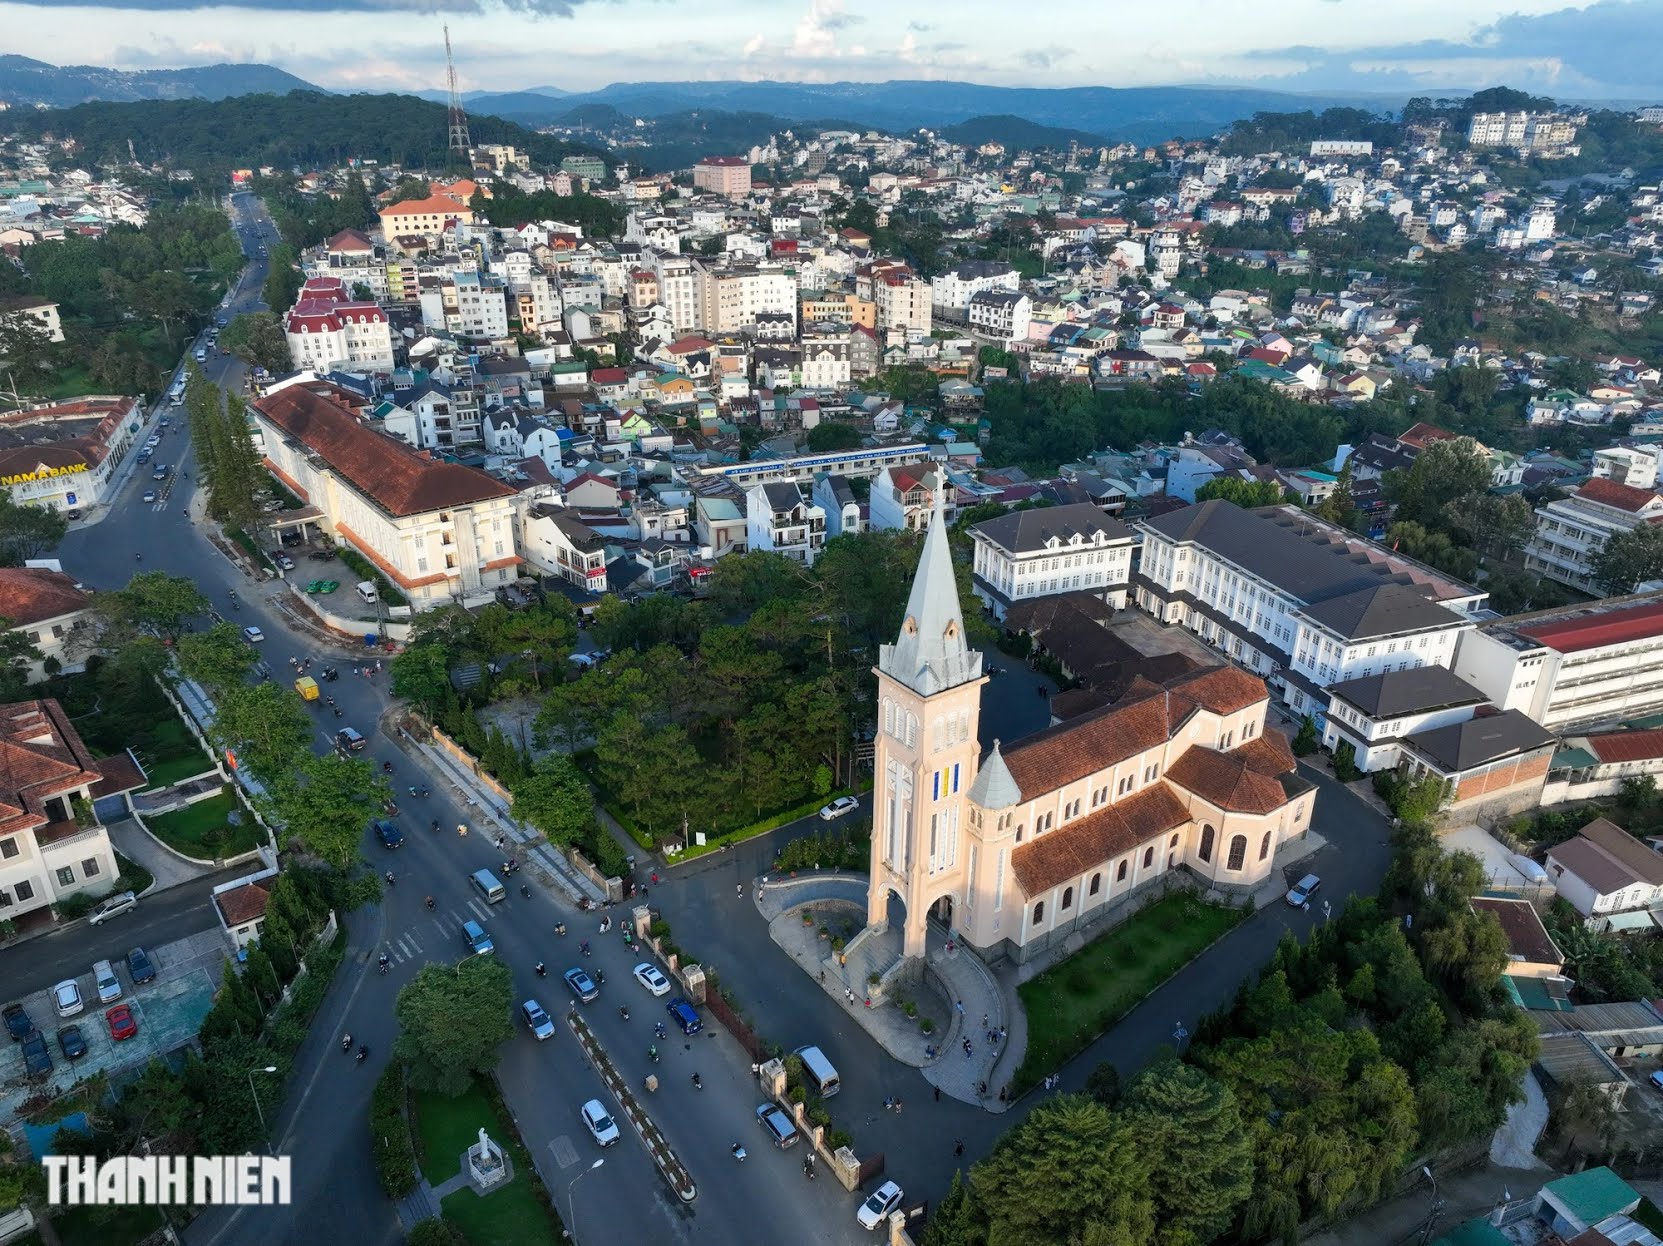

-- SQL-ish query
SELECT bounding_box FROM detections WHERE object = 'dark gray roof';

[969,290,1025,308]
[1140,500,1471,616]
[1300,583,1468,641]
[971,502,1132,554]
[948,259,1017,280]
[1328,665,1488,718]
[759,481,806,510]
[1404,710,1556,773]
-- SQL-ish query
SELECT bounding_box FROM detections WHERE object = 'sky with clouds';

[3,0,1659,100]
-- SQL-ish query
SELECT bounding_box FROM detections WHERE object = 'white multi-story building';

[930,259,1019,313]
[799,322,852,390]
[284,277,395,374]
[510,271,565,339]
[0,698,122,923]
[698,443,930,489]
[699,264,797,335]
[1591,444,1661,490]
[1467,111,1580,155]
[873,268,932,334]
[651,254,701,336]
[970,502,1136,622]
[252,381,520,610]
[1455,591,1663,733]
[1134,501,1484,715]
[869,464,952,533]
[418,270,510,342]
[744,481,825,565]
[520,506,608,594]
[967,291,1032,346]
[1523,478,1663,593]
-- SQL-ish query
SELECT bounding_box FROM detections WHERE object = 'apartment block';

[1523,478,1663,593]
[971,502,1136,622]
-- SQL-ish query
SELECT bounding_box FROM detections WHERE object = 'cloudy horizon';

[1,0,1659,102]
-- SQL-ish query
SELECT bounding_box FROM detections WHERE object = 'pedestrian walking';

[981,1013,988,1029]
[954,999,965,1016]
[736,883,744,899]
[999,1085,1008,1103]
[977,1081,987,1097]
[933,1086,940,1102]
[953,1139,964,1158]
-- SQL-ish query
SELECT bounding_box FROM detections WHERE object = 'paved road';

[0,864,247,1005]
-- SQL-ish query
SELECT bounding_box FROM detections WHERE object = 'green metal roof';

[1552,745,1598,769]
[1544,1166,1637,1226]
[1502,975,1574,1012]
[1605,909,1657,931]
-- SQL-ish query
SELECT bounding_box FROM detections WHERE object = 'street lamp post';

[247,1065,278,1153]
[1417,1165,1444,1246]
[564,1158,604,1241]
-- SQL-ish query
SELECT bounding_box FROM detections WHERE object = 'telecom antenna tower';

[444,25,471,157]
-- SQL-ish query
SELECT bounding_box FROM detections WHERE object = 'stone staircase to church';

[836,922,905,1000]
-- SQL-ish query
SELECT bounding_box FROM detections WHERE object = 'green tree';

[219,310,292,374]
[262,243,302,312]
[510,754,595,848]
[211,682,313,777]
[1194,477,1286,507]
[394,956,515,1096]
[0,309,58,389]
[177,622,258,692]
[1594,523,1663,595]
[805,421,865,452]
[1125,1062,1253,1244]
[0,493,67,566]
[1382,437,1492,529]
[101,570,207,642]
[1291,715,1317,756]
[272,752,383,868]
[1312,459,1362,531]
[389,643,452,712]
[923,1170,985,1246]
[972,1094,1154,1246]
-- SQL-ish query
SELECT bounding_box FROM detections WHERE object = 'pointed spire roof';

[878,501,983,696]
[967,740,1020,810]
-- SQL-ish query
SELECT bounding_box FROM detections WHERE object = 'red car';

[105,1005,137,1041]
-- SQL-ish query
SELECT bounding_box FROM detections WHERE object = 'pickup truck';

[3,1002,32,1041]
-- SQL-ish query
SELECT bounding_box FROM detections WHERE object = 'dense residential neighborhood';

[1,13,1663,1246]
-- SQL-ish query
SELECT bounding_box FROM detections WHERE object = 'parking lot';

[0,930,225,1114]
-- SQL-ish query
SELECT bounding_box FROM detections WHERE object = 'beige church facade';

[867,508,1317,963]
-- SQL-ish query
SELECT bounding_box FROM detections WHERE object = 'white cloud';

[741,32,765,58]
[788,0,860,60]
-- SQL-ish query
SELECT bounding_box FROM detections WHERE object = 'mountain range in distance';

[0,54,1411,146]
[0,54,317,108]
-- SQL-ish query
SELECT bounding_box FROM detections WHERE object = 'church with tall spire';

[867,504,1317,964]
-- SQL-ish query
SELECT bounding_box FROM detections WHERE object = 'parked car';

[126,946,156,985]
[93,960,122,1004]
[57,1024,87,1060]
[581,1099,619,1147]
[373,819,404,849]
[21,1030,50,1077]
[88,891,137,925]
[857,1181,904,1231]
[3,1003,32,1041]
[1284,874,1321,908]
[520,999,555,1041]
[633,962,671,996]
[755,1103,798,1148]
[666,997,702,1035]
[818,796,859,821]
[105,1004,137,1041]
[53,980,83,1018]
[564,967,599,1003]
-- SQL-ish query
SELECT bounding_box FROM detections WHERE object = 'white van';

[470,868,506,904]
[793,1045,841,1097]
[355,580,379,604]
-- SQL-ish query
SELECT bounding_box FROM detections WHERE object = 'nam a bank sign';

[1,463,87,487]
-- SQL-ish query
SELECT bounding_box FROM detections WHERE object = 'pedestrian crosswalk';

[380,898,498,965]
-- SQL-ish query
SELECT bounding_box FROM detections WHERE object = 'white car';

[242,626,265,643]
[633,962,671,997]
[580,1098,619,1147]
[857,1181,904,1231]
[818,796,859,821]
[52,980,83,1018]
[87,891,137,926]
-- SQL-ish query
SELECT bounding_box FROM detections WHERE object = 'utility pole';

[444,25,471,158]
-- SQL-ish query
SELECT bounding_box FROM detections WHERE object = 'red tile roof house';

[0,567,96,680]
[0,699,137,926]
[250,382,521,611]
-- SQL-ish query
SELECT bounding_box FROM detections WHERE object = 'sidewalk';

[758,872,1016,1109]
[1303,1164,1549,1246]
[105,816,215,892]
